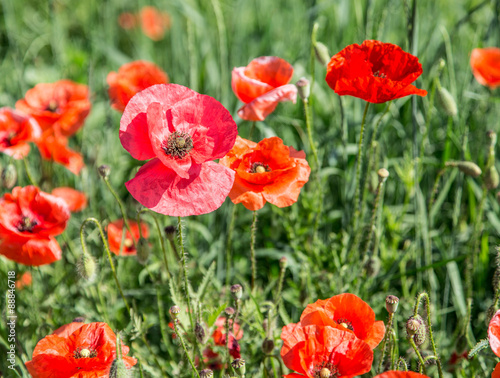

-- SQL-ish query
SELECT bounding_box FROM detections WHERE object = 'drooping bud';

[77,252,97,283]
[385,295,399,314]
[377,168,389,183]
[230,284,243,300]
[225,307,235,317]
[136,238,150,265]
[97,164,110,179]
[200,369,214,378]
[195,322,206,344]
[164,225,176,240]
[406,315,426,346]
[485,165,500,190]
[169,305,180,319]
[231,358,246,375]
[436,86,457,117]
[1,163,17,189]
[296,77,310,101]
[445,161,482,178]
[279,256,288,269]
[314,41,330,67]
[261,338,274,354]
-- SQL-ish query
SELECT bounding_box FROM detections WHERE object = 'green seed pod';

[169,306,180,319]
[1,164,17,189]
[385,295,399,314]
[485,165,500,190]
[436,86,457,117]
[109,358,131,378]
[314,41,331,67]
[296,77,310,101]
[230,284,243,300]
[377,168,390,183]
[136,238,150,265]
[77,252,97,283]
[445,161,482,178]
[279,257,288,269]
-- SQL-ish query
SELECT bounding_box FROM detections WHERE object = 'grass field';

[1,0,500,377]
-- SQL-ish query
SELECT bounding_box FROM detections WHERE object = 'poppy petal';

[237,84,298,121]
[493,362,500,378]
[489,310,500,357]
[36,131,84,175]
[374,372,431,378]
[470,48,500,89]
[0,236,62,266]
[51,187,87,212]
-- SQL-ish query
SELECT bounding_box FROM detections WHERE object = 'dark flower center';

[313,363,339,378]
[162,132,194,159]
[250,162,271,173]
[73,347,97,359]
[0,132,16,148]
[45,100,59,112]
[17,216,38,233]
[373,70,387,79]
[337,318,354,331]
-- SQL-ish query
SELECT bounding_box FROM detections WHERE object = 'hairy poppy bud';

[406,315,426,346]
[136,238,150,265]
[485,165,500,190]
[230,284,243,300]
[97,164,111,179]
[385,295,399,314]
[231,358,246,375]
[279,256,288,269]
[296,77,310,101]
[445,161,482,178]
[164,225,176,240]
[262,338,274,354]
[195,322,206,344]
[225,307,235,317]
[314,41,330,67]
[77,252,97,283]
[169,305,180,319]
[377,168,389,183]
[200,369,214,378]
[109,358,131,378]
[1,163,17,189]
[436,86,457,117]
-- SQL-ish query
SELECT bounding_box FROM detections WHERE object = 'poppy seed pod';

[280,256,288,269]
[485,165,500,190]
[296,77,310,101]
[225,307,235,317]
[314,41,331,67]
[200,369,214,378]
[445,161,482,178]
[377,168,389,183]
[436,86,457,117]
[230,284,243,300]
[169,305,180,319]
[77,252,97,283]
[1,163,17,189]
[385,295,399,314]
[231,358,246,375]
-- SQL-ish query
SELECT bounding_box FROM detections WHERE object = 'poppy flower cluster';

[325,40,427,103]
[280,293,384,377]
[107,60,169,112]
[0,107,41,159]
[220,136,311,211]
[0,186,70,266]
[119,83,237,216]
[470,47,500,89]
[232,56,298,121]
[107,219,149,256]
[15,79,91,174]
[25,321,136,377]
[118,6,171,40]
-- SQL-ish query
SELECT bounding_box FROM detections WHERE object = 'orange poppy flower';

[0,107,41,159]
[494,363,500,378]
[25,322,137,377]
[15,272,32,290]
[374,372,430,378]
[36,129,84,175]
[470,47,500,89]
[118,12,137,30]
[107,60,169,112]
[220,136,310,211]
[53,321,85,338]
[15,79,91,137]
[0,186,70,266]
[139,6,170,41]
[280,324,373,378]
[299,293,385,349]
[232,56,298,121]
[51,187,88,212]
[107,219,149,256]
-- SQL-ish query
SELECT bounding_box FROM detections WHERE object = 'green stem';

[210,0,228,104]
[22,157,36,186]
[408,337,427,375]
[274,260,287,313]
[80,217,130,313]
[303,98,319,169]
[138,209,171,278]
[250,210,258,291]
[103,177,134,245]
[225,205,236,288]
[363,176,385,257]
[397,357,408,371]
[178,216,194,329]
[173,320,200,378]
[377,313,394,373]
[249,121,256,140]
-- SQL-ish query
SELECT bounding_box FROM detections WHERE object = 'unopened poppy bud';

[109,358,131,378]
[320,368,331,378]
[314,41,331,67]
[231,358,246,375]
[445,161,482,178]
[261,338,274,354]
[296,77,310,101]
[225,307,235,317]
[136,238,150,265]
[164,225,176,240]
[436,86,457,117]
[406,316,422,337]
[385,295,399,314]
[230,284,243,300]
[195,322,206,343]
[485,165,500,190]
[1,164,17,189]
[487,130,497,146]
[377,168,389,183]
[169,305,180,319]
[77,252,97,283]
[97,164,111,179]
[200,369,214,378]
[279,257,288,269]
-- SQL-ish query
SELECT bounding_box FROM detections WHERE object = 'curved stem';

[178,216,194,329]
[80,217,130,313]
[250,210,258,290]
[397,357,408,371]
[408,337,427,375]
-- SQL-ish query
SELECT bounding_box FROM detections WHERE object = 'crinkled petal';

[0,236,62,266]
[237,84,297,121]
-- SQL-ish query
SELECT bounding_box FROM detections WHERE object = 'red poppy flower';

[107,60,169,112]
[118,12,137,30]
[494,363,500,378]
[36,129,84,175]
[220,136,310,211]
[107,219,149,256]
[232,56,298,121]
[298,293,385,349]
[0,186,70,266]
[212,317,243,359]
[51,187,88,212]
[139,6,170,41]
[470,47,500,89]
[25,322,137,377]
[0,107,41,159]
[53,321,85,338]
[15,272,32,290]
[325,40,427,103]
[280,324,373,378]
[489,309,500,357]
[374,372,430,378]
[120,84,237,216]
[15,80,91,137]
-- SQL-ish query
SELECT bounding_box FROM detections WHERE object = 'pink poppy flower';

[119,84,237,216]
[232,56,298,121]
